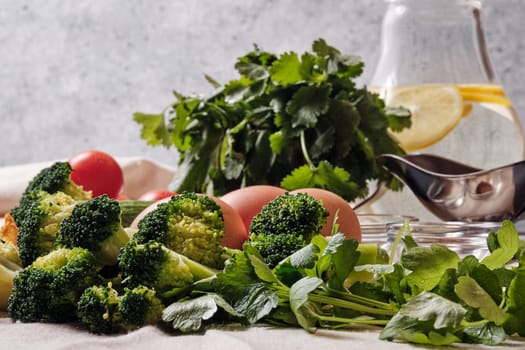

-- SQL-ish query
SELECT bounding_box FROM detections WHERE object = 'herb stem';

[388,220,410,264]
[308,293,396,316]
[323,288,397,311]
[300,130,315,169]
[315,314,390,326]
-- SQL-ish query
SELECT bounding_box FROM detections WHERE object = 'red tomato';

[138,189,176,201]
[290,188,361,241]
[220,185,287,233]
[69,150,124,199]
[130,194,248,250]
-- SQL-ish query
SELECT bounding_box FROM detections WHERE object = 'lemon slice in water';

[385,85,464,151]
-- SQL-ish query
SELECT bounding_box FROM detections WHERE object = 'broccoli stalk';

[55,195,130,267]
[118,240,217,298]
[133,192,228,269]
[247,192,329,268]
[0,238,22,267]
[7,247,100,322]
[0,255,22,310]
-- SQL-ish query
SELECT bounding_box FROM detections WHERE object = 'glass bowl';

[358,213,418,244]
[384,221,503,261]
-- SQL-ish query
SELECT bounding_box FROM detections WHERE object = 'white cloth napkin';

[0,157,176,215]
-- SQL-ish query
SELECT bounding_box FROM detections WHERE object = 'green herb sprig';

[133,39,410,201]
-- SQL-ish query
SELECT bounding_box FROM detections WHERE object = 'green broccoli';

[55,195,130,267]
[76,283,164,334]
[133,192,227,269]
[77,283,121,334]
[248,233,308,268]
[15,190,79,267]
[120,285,164,330]
[247,192,329,267]
[118,240,216,297]
[10,162,91,225]
[7,247,100,322]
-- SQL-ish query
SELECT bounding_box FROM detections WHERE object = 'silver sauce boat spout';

[378,154,525,222]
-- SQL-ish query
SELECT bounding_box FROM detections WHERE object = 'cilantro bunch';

[134,39,409,201]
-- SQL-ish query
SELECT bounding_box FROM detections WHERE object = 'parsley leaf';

[270,52,303,85]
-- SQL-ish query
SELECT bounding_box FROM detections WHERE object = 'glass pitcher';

[363,0,525,220]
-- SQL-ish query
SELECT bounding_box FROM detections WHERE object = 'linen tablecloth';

[2,318,525,350]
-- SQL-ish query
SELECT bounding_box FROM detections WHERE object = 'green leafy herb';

[379,292,465,345]
[162,293,242,332]
[158,219,524,347]
[481,220,520,269]
[133,39,408,201]
[401,244,460,292]
[454,276,505,325]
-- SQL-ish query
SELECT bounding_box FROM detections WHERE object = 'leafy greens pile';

[162,220,525,346]
[134,39,409,201]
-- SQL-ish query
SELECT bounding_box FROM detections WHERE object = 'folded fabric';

[0,157,176,215]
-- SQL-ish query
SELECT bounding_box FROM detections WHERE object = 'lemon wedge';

[385,85,464,151]
[457,84,512,106]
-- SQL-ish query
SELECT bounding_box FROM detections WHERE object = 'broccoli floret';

[248,233,307,268]
[16,190,78,267]
[118,240,216,297]
[11,162,91,226]
[7,247,100,322]
[77,283,164,334]
[120,285,164,329]
[77,283,121,334]
[248,192,329,268]
[133,192,227,269]
[55,195,130,267]
[24,161,91,200]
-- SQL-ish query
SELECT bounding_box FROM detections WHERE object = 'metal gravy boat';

[377,154,525,222]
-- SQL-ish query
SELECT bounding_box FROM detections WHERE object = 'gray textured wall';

[0,0,524,167]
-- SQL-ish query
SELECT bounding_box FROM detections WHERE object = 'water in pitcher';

[363,0,525,220]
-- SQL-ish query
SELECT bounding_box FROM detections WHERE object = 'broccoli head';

[11,162,91,225]
[248,192,329,268]
[55,194,130,266]
[77,283,121,334]
[134,192,227,268]
[248,233,307,268]
[120,285,164,330]
[7,247,100,322]
[24,161,91,199]
[76,283,164,334]
[118,240,216,297]
[16,190,78,267]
